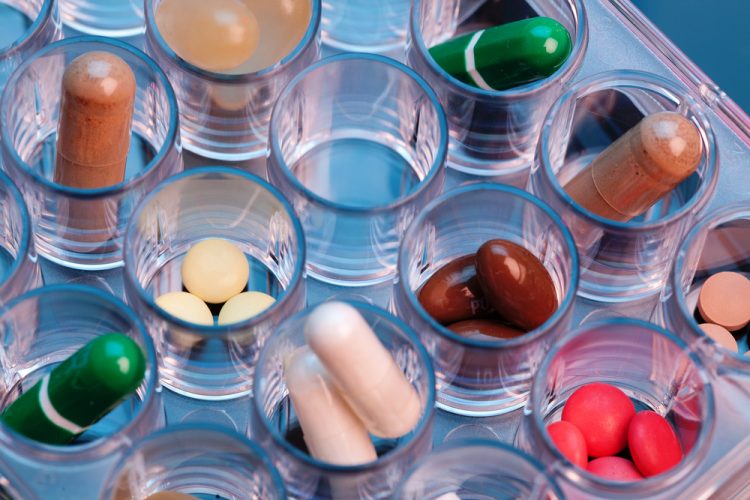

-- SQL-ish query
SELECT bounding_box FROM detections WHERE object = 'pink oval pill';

[587,456,644,482]
[562,383,635,457]
[547,420,588,468]
[628,411,682,477]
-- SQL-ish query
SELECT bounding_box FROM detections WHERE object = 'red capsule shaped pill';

[547,421,588,468]
[628,411,683,477]
[562,383,635,457]
[587,456,644,482]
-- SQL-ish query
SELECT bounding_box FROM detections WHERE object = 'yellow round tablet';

[218,291,276,325]
[155,292,214,326]
[181,238,250,304]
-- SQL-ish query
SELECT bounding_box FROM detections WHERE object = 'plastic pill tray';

[4,0,750,498]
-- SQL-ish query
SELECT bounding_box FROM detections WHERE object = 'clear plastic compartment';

[11,0,750,498]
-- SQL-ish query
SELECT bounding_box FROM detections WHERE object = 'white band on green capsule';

[39,374,85,435]
[464,30,493,91]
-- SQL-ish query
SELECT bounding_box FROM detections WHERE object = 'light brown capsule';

[564,112,702,221]
[53,52,136,244]
[54,51,135,189]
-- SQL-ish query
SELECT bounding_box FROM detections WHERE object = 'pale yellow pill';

[181,238,250,304]
[699,323,739,352]
[218,291,276,325]
[155,0,260,72]
[155,292,214,326]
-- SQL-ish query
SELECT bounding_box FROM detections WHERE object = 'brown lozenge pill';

[417,254,494,325]
[697,272,750,331]
[447,319,525,340]
[475,239,557,331]
[564,111,702,222]
[54,51,136,189]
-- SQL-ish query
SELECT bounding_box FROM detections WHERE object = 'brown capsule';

[448,319,525,340]
[475,239,557,331]
[563,111,702,222]
[418,254,494,325]
[54,51,136,189]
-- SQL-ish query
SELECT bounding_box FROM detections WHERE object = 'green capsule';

[428,17,573,91]
[1,333,146,445]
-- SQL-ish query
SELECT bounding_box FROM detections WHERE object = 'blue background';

[631,0,750,113]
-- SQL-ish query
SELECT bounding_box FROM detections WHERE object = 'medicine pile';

[155,238,275,327]
[418,239,557,339]
[547,383,683,481]
[285,302,421,465]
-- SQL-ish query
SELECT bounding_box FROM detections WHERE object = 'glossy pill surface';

[475,239,557,331]
[218,291,276,325]
[156,291,214,326]
[156,0,260,72]
[1,333,146,445]
[285,347,377,465]
[628,411,682,477]
[181,238,250,304]
[447,319,525,340]
[418,255,493,325]
[429,17,572,91]
[587,457,644,482]
[562,383,636,457]
[697,272,750,331]
[547,420,588,468]
[305,302,421,439]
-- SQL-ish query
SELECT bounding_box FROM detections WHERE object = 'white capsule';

[304,302,422,439]
[285,347,377,466]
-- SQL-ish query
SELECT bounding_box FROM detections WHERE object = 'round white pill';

[218,291,276,325]
[155,291,214,325]
[181,238,250,304]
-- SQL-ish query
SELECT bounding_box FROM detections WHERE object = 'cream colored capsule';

[218,291,275,325]
[304,302,422,439]
[155,291,213,326]
[181,238,250,304]
[285,347,377,466]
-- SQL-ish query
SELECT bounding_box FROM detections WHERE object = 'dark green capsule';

[1,333,146,445]
[428,17,573,91]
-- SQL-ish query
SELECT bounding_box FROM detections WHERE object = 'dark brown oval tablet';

[475,239,557,331]
[418,255,494,325]
[448,319,525,340]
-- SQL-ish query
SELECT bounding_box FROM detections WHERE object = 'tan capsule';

[304,302,422,439]
[564,112,702,221]
[54,51,135,189]
[697,272,750,331]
